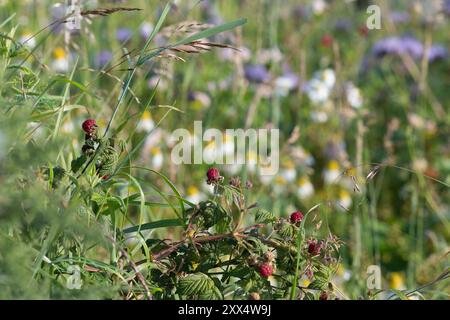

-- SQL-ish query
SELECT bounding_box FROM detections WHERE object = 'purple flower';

[334,19,352,32]
[372,36,423,59]
[428,45,448,62]
[244,64,271,83]
[372,35,447,63]
[51,3,66,33]
[95,51,113,69]
[444,0,450,16]
[390,11,410,24]
[116,28,132,42]
[140,22,154,40]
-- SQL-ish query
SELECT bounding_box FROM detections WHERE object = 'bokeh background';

[0,0,449,299]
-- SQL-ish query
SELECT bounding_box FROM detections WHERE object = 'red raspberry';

[321,34,333,47]
[308,240,323,256]
[258,263,273,278]
[206,167,221,184]
[82,119,97,134]
[290,211,304,224]
[319,291,328,300]
[358,25,369,37]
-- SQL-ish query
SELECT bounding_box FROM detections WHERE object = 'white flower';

[317,68,336,89]
[203,140,221,164]
[246,151,258,174]
[296,177,314,199]
[323,160,341,185]
[51,47,69,73]
[274,75,298,97]
[306,78,331,104]
[336,189,352,211]
[150,147,163,171]
[202,180,215,195]
[346,82,363,108]
[280,160,297,182]
[312,0,327,15]
[185,186,205,204]
[259,172,274,186]
[137,111,155,133]
[273,175,288,194]
[19,33,35,49]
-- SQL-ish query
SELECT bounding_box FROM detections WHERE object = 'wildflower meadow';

[0,0,449,302]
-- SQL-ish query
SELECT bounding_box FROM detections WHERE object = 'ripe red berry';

[82,119,97,134]
[321,34,333,47]
[358,25,369,37]
[206,167,221,184]
[290,211,304,224]
[319,291,328,300]
[258,263,274,278]
[308,240,323,256]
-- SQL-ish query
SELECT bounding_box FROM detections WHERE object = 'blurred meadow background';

[0,0,449,299]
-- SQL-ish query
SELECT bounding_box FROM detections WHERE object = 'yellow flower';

[142,110,152,120]
[389,272,406,290]
[327,160,340,171]
[53,47,66,60]
[187,186,199,196]
[191,261,200,270]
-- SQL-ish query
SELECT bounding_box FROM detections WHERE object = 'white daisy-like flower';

[137,110,155,133]
[305,78,331,104]
[51,47,69,73]
[274,75,298,97]
[185,186,205,204]
[280,160,297,182]
[203,140,221,164]
[19,32,36,49]
[323,160,341,185]
[312,0,327,15]
[222,134,235,158]
[202,180,215,195]
[246,151,258,174]
[259,172,275,186]
[150,147,163,171]
[317,68,336,89]
[336,189,352,211]
[273,175,288,194]
[296,176,314,199]
[346,82,363,108]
